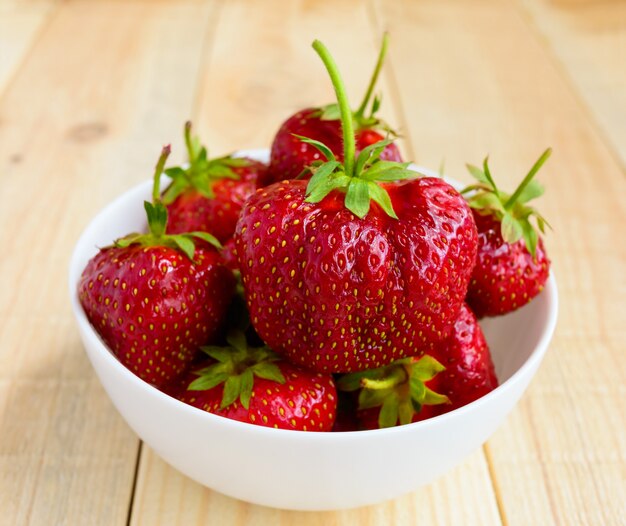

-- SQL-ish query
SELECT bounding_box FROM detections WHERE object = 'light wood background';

[1,0,624,524]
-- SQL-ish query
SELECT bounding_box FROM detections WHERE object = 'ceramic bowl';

[68,149,558,510]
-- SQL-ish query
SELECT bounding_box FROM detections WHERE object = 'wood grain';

[0,1,218,524]
[0,0,60,96]
[371,0,626,524]
[515,0,626,169]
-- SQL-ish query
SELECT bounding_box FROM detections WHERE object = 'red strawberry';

[235,40,477,373]
[263,33,401,186]
[171,332,337,431]
[163,122,266,244]
[78,146,235,387]
[336,355,449,429]
[463,150,552,317]
[428,303,498,413]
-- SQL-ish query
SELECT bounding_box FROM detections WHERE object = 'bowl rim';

[68,162,558,441]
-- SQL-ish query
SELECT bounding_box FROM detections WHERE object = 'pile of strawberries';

[78,36,551,431]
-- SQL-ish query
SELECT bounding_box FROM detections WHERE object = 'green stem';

[361,366,407,390]
[312,40,356,178]
[505,148,552,209]
[184,121,195,161]
[354,32,389,120]
[152,145,171,202]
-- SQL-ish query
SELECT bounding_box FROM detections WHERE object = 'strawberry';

[78,146,235,387]
[463,150,552,317]
[428,303,498,413]
[262,33,401,186]
[336,355,449,429]
[337,304,498,429]
[235,40,477,373]
[171,331,337,431]
[163,122,266,244]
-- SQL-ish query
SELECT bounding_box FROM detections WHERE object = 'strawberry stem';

[361,366,407,390]
[504,148,551,210]
[152,145,171,202]
[312,40,356,178]
[354,32,389,121]
[184,121,195,161]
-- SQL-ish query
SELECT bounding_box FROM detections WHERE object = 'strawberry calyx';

[161,121,251,204]
[317,32,397,136]
[187,331,286,410]
[462,148,552,258]
[301,39,417,219]
[114,145,222,261]
[336,355,449,428]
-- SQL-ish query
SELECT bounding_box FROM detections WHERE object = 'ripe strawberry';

[263,33,401,186]
[171,332,337,431]
[235,40,477,373]
[78,146,235,388]
[336,355,449,429]
[463,150,552,317]
[428,303,499,413]
[163,122,266,243]
[338,304,498,429]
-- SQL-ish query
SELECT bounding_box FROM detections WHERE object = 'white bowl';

[68,149,558,511]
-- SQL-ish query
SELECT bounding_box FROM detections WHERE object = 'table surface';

[1,0,625,524]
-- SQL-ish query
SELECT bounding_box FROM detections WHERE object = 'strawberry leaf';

[293,134,336,162]
[517,179,544,203]
[188,371,229,392]
[170,235,195,261]
[250,362,285,384]
[187,231,222,250]
[501,212,523,244]
[378,395,400,428]
[345,178,371,218]
[319,103,341,121]
[201,346,235,363]
[306,171,351,204]
[409,377,426,402]
[226,330,248,353]
[221,376,241,409]
[239,369,254,410]
[411,355,445,382]
[367,182,398,219]
[354,138,393,175]
[423,387,449,405]
[398,400,414,426]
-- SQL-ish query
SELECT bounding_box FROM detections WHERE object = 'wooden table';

[1,0,624,524]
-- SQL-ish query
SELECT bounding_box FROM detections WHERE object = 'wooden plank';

[129,0,502,523]
[515,0,626,170]
[131,446,501,526]
[0,0,60,96]
[371,0,626,524]
[0,1,218,524]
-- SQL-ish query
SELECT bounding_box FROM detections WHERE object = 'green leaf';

[144,201,168,237]
[521,220,539,258]
[221,375,242,409]
[466,163,489,185]
[367,182,398,219]
[226,330,248,353]
[482,157,499,195]
[409,377,426,403]
[114,233,143,248]
[358,387,389,410]
[188,371,229,391]
[239,369,254,410]
[293,135,336,162]
[164,166,187,179]
[171,235,195,261]
[161,175,190,205]
[398,400,414,426]
[362,165,415,182]
[378,395,399,428]
[345,179,371,218]
[370,94,381,116]
[517,179,544,203]
[336,370,373,391]
[354,138,393,175]
[201,345,236,363]
[306,172,351,204]
[422,387,449,406]
[411,355,446,382]
[501,213,523,244]
[319,103,341,120]
[467,193,506,215]
[187,231,222,250]
[251,362,285,384]
[306,160,342,197]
